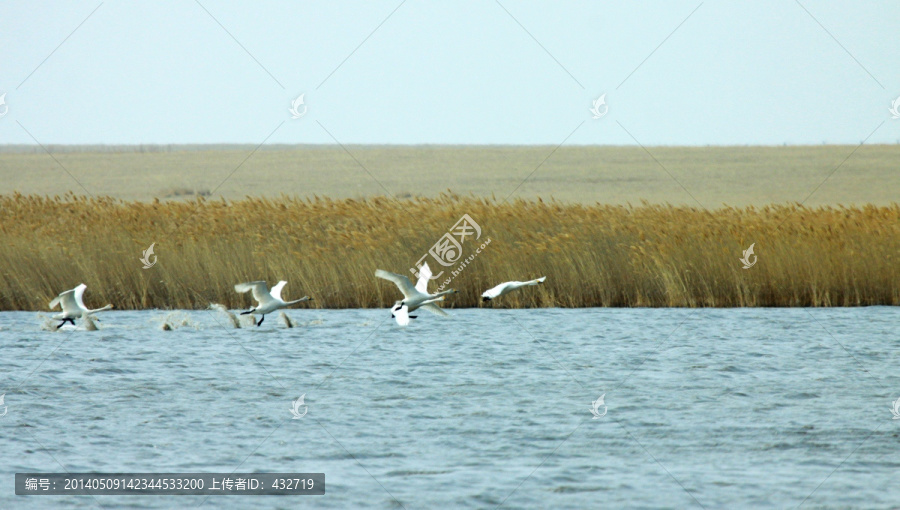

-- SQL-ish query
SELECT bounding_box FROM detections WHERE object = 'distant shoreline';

[1,144,898,206]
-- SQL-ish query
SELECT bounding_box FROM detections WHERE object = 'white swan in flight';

[48,284,113,328]
[375,262,456,325]
[482,277,547,302]
[234,280,312,327]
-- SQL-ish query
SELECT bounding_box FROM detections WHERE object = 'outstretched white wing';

[234,281,273,305]
[375,270,419,299]
[59,290,80,313]
[52,287,81,313]
[270,281,287,301]
[73,284,88,310]
[415,262,433,294]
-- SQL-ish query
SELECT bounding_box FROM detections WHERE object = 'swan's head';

[482,296,491,302]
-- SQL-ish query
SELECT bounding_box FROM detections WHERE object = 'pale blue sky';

[2,1,899,146]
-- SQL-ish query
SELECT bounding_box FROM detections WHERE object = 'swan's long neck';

[285,297,310,306]
[87,304,112,314]
[431,289,456,298]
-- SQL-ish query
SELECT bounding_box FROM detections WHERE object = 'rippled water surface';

[1,307,899,509]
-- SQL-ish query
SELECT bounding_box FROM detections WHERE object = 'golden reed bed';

[0,193,897,310]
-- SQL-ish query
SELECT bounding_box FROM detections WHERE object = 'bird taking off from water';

[234,280,312,327]
[375,262,456,325]
[49,284,112,328]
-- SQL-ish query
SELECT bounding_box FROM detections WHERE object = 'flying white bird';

[375,262,456,325]
[234,280,312,327]
[48,284,113,328]
[481,277,546,302]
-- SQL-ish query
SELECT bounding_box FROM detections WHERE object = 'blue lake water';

[1,307,899,509]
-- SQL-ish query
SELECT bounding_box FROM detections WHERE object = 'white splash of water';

[158,311,197,331]
[209,303,241,328]
[83,315,99,331]
[279,312,295,328]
